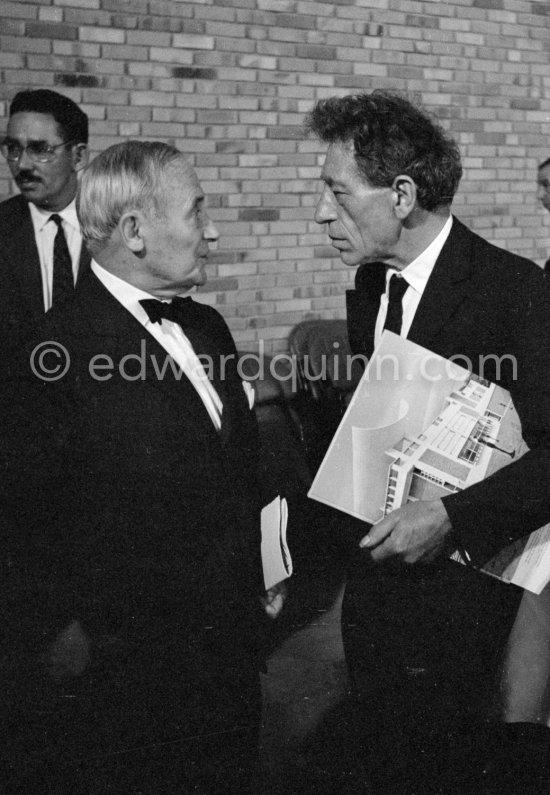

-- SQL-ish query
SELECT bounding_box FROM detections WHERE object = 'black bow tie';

[140,296,197,328]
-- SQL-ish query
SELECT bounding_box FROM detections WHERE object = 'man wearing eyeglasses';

[536,156,550,272]
[0,89,90,356]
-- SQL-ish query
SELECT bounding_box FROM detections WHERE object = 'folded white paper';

[261,496,291,591]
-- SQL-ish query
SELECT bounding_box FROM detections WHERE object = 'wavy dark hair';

[304,91,462,211]
[10,89,89,145]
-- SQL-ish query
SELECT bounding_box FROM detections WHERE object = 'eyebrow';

[321,174,346,189]
[3,136,55,145]
[185,193,204,214]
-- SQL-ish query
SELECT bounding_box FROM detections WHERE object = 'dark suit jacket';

[3,270,265,682]
[0,194,90,357]
[341,219,550,777]
[347,217,550,565]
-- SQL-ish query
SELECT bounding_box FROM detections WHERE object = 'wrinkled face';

[314,140,400,267]
[5,112,84,212]
[537,165,550,213]
[141,160,219,296]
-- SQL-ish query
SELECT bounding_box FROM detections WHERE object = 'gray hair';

[77,140,183,248]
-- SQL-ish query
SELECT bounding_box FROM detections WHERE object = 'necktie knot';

[383,273,409,335]
[49,213,63,229]
[388,273,409,302]
[140,296,195,328]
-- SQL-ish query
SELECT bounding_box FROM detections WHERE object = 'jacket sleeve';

[442,268,550,565]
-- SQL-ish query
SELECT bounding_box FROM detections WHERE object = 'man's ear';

[119,211,145,255]
[71,143,89,173]
[391,175,417,220]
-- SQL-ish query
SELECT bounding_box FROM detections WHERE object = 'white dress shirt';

[91,261,223,430]
[28,199,83,311]
[374,215,453,349]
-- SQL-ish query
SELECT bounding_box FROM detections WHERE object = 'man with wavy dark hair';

[537,155,550,271]
[307,91,463,213]
[0,89,90,356]
[305,91,550,791]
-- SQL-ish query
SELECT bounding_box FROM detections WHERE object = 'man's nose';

[203,214,219,242]
[314,188,336,225]
[16,146,34,170]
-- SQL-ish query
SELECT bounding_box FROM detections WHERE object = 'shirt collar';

[391,215,453,294]
[91,260,196,326]
[29,198,80,234]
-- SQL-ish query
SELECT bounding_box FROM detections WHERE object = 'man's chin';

[17,183,43,200]
[337,249,362,267]
[181,271,207,290]
[192,270,207,288]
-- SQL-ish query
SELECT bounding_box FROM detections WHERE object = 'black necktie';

[383,273,409,335]
[50,214,74,307]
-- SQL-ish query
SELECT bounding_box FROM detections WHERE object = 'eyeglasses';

[0,138,75,164]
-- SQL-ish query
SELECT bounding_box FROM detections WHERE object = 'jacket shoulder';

[0,194,29,230]
[0,194,27,215]
[191,299,238,350]
[453,217,542,282]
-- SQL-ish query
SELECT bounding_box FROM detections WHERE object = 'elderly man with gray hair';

[1,141,283,792]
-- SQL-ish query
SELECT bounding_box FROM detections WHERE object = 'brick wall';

[1,0,549,352]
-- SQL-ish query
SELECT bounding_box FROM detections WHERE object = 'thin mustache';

[16,172,41,182]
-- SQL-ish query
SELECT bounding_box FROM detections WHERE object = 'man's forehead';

[164,159,204,203]
[7,111,60,140]
[170,157,198,182]
[320,140,364,186]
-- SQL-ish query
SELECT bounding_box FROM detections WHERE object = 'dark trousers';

[341,559,521,792]
[2,648,262,794]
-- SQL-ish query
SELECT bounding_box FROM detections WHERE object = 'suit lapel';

[346,262,386,358]
[407,217,476,351]
[346,219,478,359]
[8,196,91,312]
[76,241,91,285]
[10,197,44,319]
[75,273,223,442]
[178,323,235,444]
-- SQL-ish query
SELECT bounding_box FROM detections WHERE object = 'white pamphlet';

[261,496,291,591]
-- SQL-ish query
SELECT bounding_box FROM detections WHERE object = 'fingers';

[359,512,398,549]
[264,592,284,619]
[369,537,396,562]
[262,581,288,619]
[358,501,453,564]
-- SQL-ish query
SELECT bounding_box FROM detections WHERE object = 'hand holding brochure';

[308,331,550,594]
[261,496,291,591]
